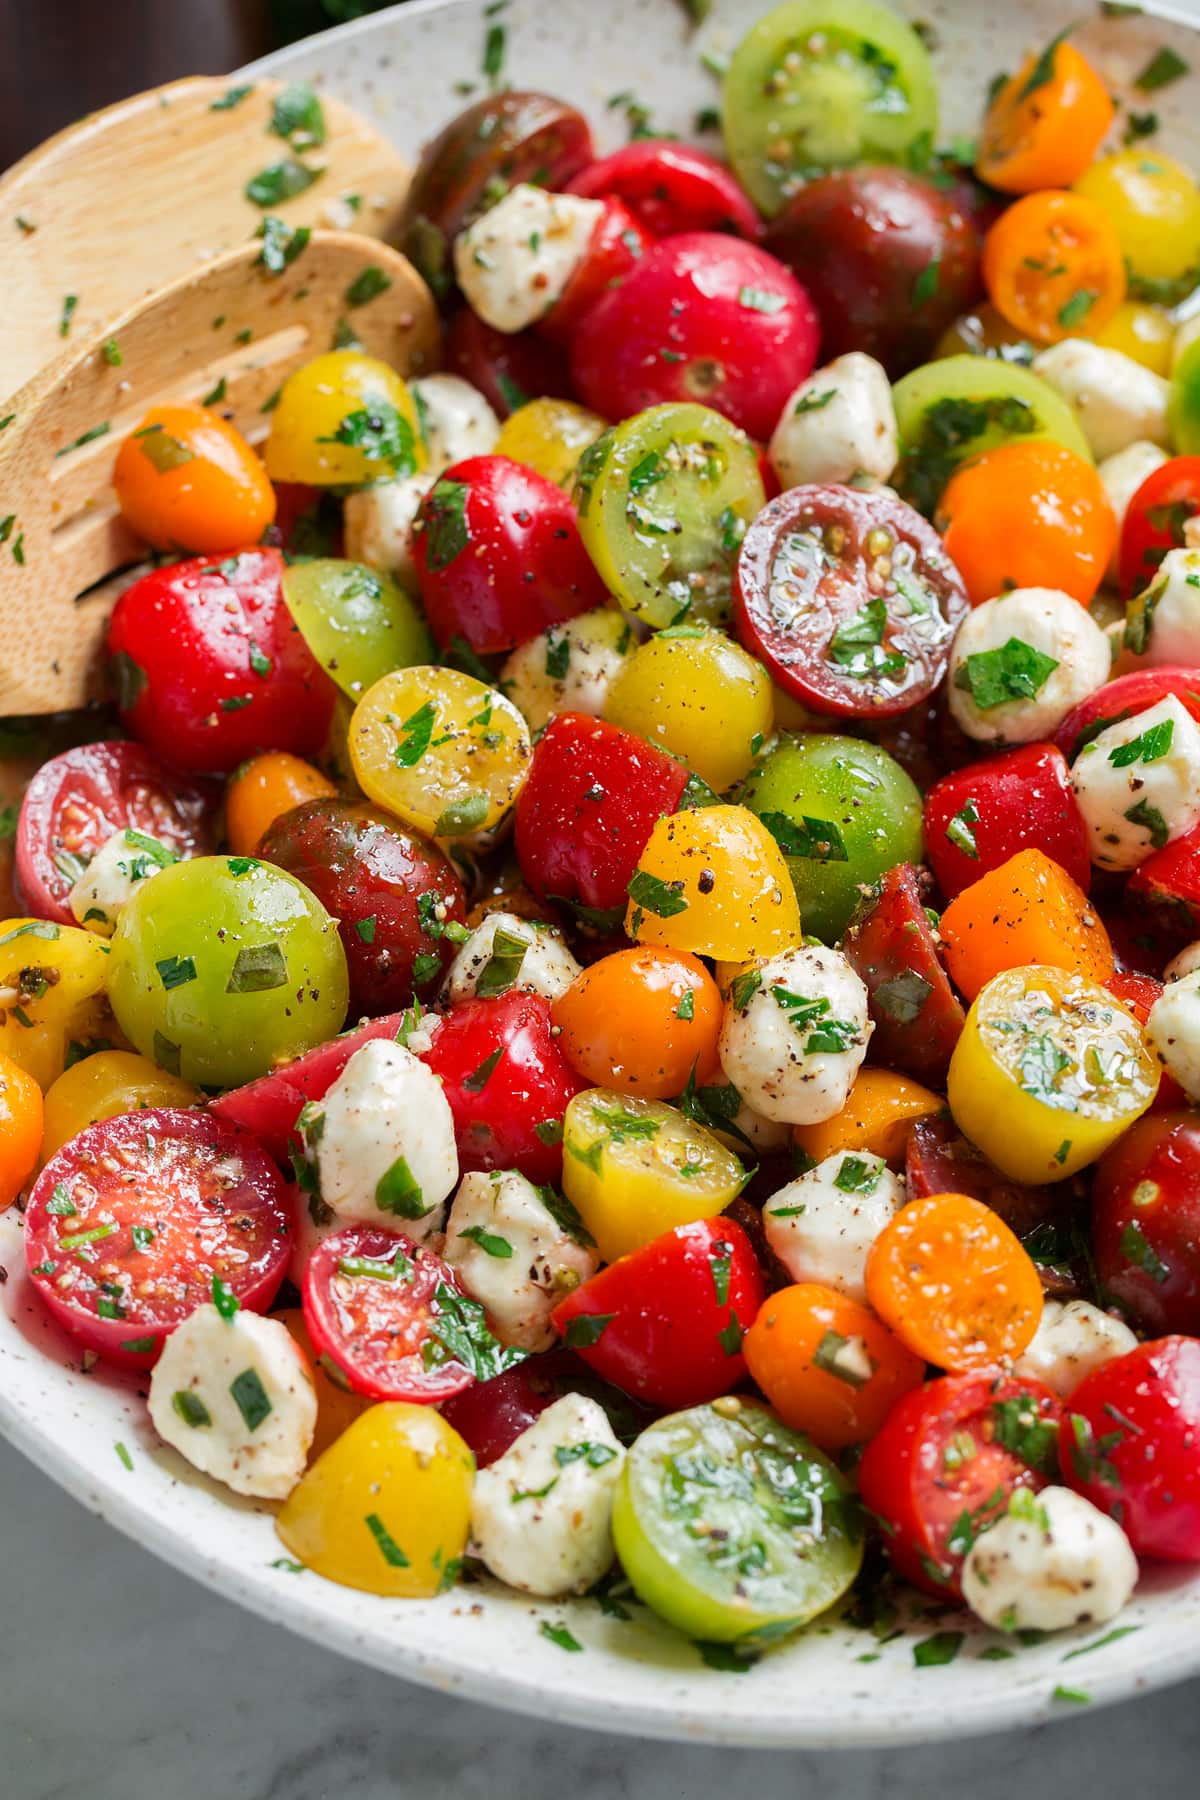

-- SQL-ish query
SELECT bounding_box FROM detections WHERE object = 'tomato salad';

[6,0,1200,1661]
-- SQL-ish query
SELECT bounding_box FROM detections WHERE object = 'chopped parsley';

[1134,46,1189,92]
[345,265,393,308]
[758,811,848,863]
[955,637,1058,710]
[458,1224,513,1259]
[245,159,322,209]
[375,1154,430,1219]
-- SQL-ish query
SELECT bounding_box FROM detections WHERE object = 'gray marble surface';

[1,1437,1197,1798]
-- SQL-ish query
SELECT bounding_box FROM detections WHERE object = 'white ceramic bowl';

[5,0,1200,1748]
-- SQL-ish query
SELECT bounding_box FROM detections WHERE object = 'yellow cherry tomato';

[495,397,607,489]
[624,804,802,962]
[499,606,634,734]
[1091,301,1174,376]
[604,627,774,794]
[1075,149,1200,286]
[40,1049,199,1165]
[264,350,427,487]
[275,1308,371,1463]
[791,1068,944,1171]
[0,920,113,1090]
[0,1050,42,1208]
[349,666,531,839]
[276,1402,474,1595]
[947,964,1158,1185]
[562,1088,743,1263]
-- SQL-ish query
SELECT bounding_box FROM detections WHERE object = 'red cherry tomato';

[1103,973,1187,1110]
[1118,456,1200,596]
[421,990,585,1185]
[14,741,211,925]
[439,1354,566,1465]
[1062,1336,1200,1561]
[733,485,968,719]
[565,141,763,240]
[568,233,819,441]
[444,307,572,419]
[413,456,608,654]
[105,548,336,776]
[303,1225,499,1404]
[1092,1113,1200,1335]
[539,196,654,344]
[923,742,1090,900]
[551,1218,763,1409]
[210,1011,414,1164]
[842,863,966,1086]
[267,482,344,560]
[1127,816,1200,930]
[858,1371,1064,1597]
[1054,667,1200,763]
[513,712,691,930]
[25,1109,291,1368]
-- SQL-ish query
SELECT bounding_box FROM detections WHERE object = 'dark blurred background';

[0,0,401,168]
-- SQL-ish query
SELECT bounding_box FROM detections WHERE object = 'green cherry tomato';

[612,1400,863,1647]
[722,0,938,216]
[573,403,765,630]
[740,733,922,943]
[1169,336,1200,457]
[107,857,349,1088]
[282,558,434,702]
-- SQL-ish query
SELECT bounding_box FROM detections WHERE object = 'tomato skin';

[1119,455,1200,596]
[538,196,654,344]
[858,1372,1064,1597]
[24,1108,291,1367]
[905,1112,1069,1272]
[257,798,467,1018]
[551,1218,763,1409]
[106,549,336,775]
[224,752,336,860]
[421,991,585,1185]
[0,1051,42,1209]
[842,864,965,1087]
[113,404,276,554]
[413,456,608,654]
[513,713,689,928]
[569,233,819,442]
[565,141,763,240]
[1054,666,1200,764]
[268,483,344,561]
[1127,817,1200,928]
[15,741,212,925]
[440,1354,566,1466]
[977,42,1114,195]
[923,742,1090,901]
[765,166,981,377]
[1062,1337,1200,1561]
[1091,1113,1200,1335]
[1103,973,1187,1111]
[443,307,572,419]
[983,190,1126,346]
[552,947,723,1100]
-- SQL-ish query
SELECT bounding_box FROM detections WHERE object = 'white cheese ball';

[311,1038,456,1241]
[962,1486,1139,1634]
[763,1150,904,1304]
[500,608,634,734]
[443,1169,599,1350]
[768,353,898,489]
[148,1305,317,1500]
[1070,694,1200,870]
[470,1394,624,1595]
[1165,940,1200,982]
[444,910,580,1007]
[1147,969,1200,1099]
[718,946,872,1125]
[1124,546,1200,666]
[1098,441,1169,582]
[1032,339,1170,461]
[411,373,499,475]
[947,587,1111,745]
[343,470,436,589]
[1013,1299,1138,1399]
[68,827,177,935]
[454,185,603,334]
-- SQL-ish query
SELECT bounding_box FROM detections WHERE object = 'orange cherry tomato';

[225,752,337,857]
[275,1306,370,1462]
[977,40,1115,195]
[742,1282,925,1452]
[791,1068,944,1171]
[0,1049,43,1210]
[114,403,276,553]
[865,1192,1044,1370]
[982,190,1126,345]
[939,848,1114,1002]
[552,947,723,1099]
[937,440,1115,609]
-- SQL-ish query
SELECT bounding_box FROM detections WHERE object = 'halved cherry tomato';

[1054,666,1200,763]
[224,753,336,859]
[791,1068,943,1171]
[733,485,968,719]
[551,1218,763,1409]
[977,39,1114,195]
[982,189,1126,345]
[552,947,723,1100]
[1091,1112,1200,1335]
[539,196,654,344]
[859,1371,1064,1597]
[443,307,572,419]
[939,848,1113,1002]
[924,742,1090,901]
[1117,456,1200,596]
[113,404,275,553]
[15,742,211,925]
[566,141,763,240]
[24,1108,291,1367]
[904,1112,1068,1264]
[841,864,966,1087]
[0,1050,42,1208]
[866,1192,1044,1370]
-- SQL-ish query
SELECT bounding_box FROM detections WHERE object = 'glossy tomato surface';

[1092,1113,1200,1335]
[924,742,1090,900]
[842,864,966,1085]
[539,196,654,344]
[566,141,763,239]
[443,308,573,418]
[1054,667,1200,763]
[1118,456,1200,595]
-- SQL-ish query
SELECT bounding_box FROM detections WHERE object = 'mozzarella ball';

[411,373,499,475]
[763,1150,904,1303]
[1013,1299,1138,1399]
[443,910,580,1008]
[443,1169,599,1350]
[948,588,1112,745]
[1033,339,1170,461]
[500,607,634,734]
[68,827,177,935]
[1098,441,1169,581]
[1071,694,1200,870]
[1124,546,1200,665]
[454,185,603,334]
[470,1394,624,1595]
[343,470,436,589]
[311,1038,457,1240]
[1165,940,1200,982]
[1147,969,1200,1099]
[718,946,872,1125]
[768,353,898,489]
[962,1486,1139,1634]
[148,1305,317,1500]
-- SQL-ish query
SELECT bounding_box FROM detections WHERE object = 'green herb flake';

[991,1396,1060,1476]
[59,293,78,337]
[945,798,981,858]
[1017,25,1074,101]
[269,82,326,151]
[1134,46,1189,92]
[423,1282,527,1380]
[827,597,906,682]
[318,401,415,474]
[173,1389,213,1429]
[225,943,287,993]
[375,1154,430,1220]
[1120,1218,1170,1283]
[365,1512,410,1567]
[834,1156,881,1194]
[459,1224,514,1259]
[914,1630,965,1668]
[476,926,530,999]
[245,158,322,209]
[114,1441,134,1470]
[1052,1685,1091,1705]
[956,637,1059,710]
[212,1274,240,1321]
[156,954,197,991]
[210,83,255,110]
[758,810,849,863]
[230,1367,273,1432]
[627,868,688,918]
[794,388,838,417]
[913,259,941,306]
[354,916,377,945]
[463,1046,504,1093]
[562,1312,615,1349]
[874,969,933,1025]
[346,265,393,308]
[1124,797,1169,850]
[153,1031,182,1076]
[1057,289,1098,330]
[540,1620,583,1652]
[46,1184,77,1217]
[256,214,311,274]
